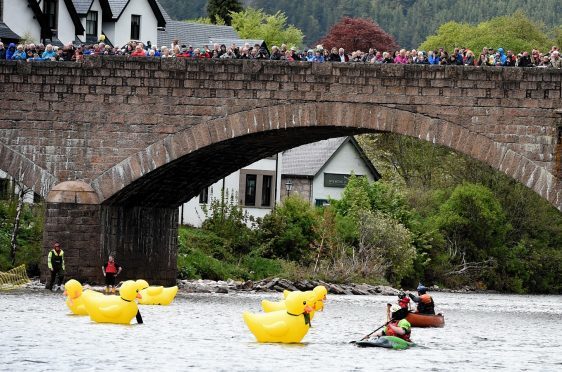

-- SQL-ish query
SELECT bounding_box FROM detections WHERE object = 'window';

[261,175,272,207]
[198,187,209,204]
[131,15,141,40]
[86,11,98,37]
[44,0,58,31]
[315,199,330,207]
[0,0,3,21]
[244,174,257,206]
[240,171,276,208]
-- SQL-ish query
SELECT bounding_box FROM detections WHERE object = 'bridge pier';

[42,182,178,286]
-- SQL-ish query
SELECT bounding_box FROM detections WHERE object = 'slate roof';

[107,0,128,18]
[72,0,94,15]
[282,137,381,180]
[0,22,20,42]
[158,20,240,49]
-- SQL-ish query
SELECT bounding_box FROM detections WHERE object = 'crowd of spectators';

[0,38,560,69]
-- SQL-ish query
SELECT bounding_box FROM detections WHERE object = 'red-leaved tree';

[318,17,399,52]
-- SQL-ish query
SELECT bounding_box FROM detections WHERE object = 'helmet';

[417,283,427,294]
[398,291,406,299]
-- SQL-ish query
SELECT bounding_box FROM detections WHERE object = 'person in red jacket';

[101,255,122,294]
[130,44,146,57]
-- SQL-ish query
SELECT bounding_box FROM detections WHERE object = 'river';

[1,290,561,371]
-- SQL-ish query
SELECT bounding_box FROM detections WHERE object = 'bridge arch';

[92,102,558,209]
[0,141,57,198]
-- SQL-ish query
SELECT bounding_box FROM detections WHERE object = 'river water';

[1,290,561,371]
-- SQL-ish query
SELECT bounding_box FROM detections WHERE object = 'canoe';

[405,312,445,328]
[355,336,414,350]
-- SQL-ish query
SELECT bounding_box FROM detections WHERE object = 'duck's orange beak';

[304,305,313,314]
[63,290,67,296]
[136,292,142,299]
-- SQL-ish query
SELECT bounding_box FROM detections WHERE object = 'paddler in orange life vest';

[374,305,412,342]
[101,255,122,294]
[408,283,435,315]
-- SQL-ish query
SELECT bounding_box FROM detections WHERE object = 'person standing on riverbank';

[46,242,65,291]
[408,283,435,314]
[102,255,122,294]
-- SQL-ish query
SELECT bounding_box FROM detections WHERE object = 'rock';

[214,286,228,294]
[237,280,253,290]
[276,279,298,291]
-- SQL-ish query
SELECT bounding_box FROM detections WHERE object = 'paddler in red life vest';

[408,283,435,315]
[398,291,411,310]
[374,305,412,342]
[101,255,122,294]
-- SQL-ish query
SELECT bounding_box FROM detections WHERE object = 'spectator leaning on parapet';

[0,42,5,60]
[551,51,561,69]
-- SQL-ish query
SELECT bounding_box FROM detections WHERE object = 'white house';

[0,0,165,47]
[180,137,381,227]
[102,0,165,48]
[1,0,83,46]
[180,156,281,227]
[281,137,381,206]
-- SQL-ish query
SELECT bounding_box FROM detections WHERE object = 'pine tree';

[207,0,243,26]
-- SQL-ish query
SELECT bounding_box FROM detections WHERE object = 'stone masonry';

[0,57,560,284]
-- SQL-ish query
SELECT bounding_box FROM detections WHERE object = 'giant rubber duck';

[261,285,327,314]
[243,291,314,343]
[83,280,141,324]
[135,279,179,306]
[64,279,88,315]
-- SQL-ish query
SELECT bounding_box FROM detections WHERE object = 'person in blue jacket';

[6,43,16,60]
[11,44,27,60]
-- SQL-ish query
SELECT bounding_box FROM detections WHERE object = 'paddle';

[349,320,391,343]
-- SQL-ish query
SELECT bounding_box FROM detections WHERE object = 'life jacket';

[105,261,117,274]
[398,297,410,308]
[417,294,435,314]
[383,320,411,342]
[49,249,64,270]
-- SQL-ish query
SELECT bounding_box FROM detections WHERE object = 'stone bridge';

[0,57,560,285]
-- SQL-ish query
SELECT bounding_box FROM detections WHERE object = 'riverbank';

[23,277,484,296]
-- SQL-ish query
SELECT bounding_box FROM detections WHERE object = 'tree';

[207,0,243,26]
[317,17,399,52]
[231,7,304,48]
[419,11,554,53]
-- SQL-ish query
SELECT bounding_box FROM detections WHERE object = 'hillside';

[157,0,561,48]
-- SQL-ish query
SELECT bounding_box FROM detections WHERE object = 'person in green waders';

[46,242,65,291]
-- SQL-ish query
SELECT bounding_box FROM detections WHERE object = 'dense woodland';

[157,0,561,48]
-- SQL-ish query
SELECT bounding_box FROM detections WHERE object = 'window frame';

[198,187,209,204]
[86,11,98,37]
[44,0,58,31]
[239,170,276,209]
[130,14,141,41]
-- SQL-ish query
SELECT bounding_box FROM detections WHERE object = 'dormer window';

[86,11,98,37]
[44,0,58,31]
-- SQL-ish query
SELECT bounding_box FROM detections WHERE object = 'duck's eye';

[303,301,307,305]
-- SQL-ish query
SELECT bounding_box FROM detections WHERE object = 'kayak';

[355,336,414,350]
[405,312,445,328]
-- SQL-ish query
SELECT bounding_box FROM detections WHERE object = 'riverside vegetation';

[2,134,562,294]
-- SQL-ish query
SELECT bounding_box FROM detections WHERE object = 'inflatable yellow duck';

[83,280,141,324]
[261,285,328,314]
[244,291,314,343]
[64,279,89,315]
[135,279,178,306]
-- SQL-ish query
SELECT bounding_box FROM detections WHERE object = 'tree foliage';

[161,0,561,49]
[318,17,399,51]
[207,0,243,26]
[419,11,555,53]
[231,7,304,48]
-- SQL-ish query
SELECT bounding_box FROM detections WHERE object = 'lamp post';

[285,179,293,197]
